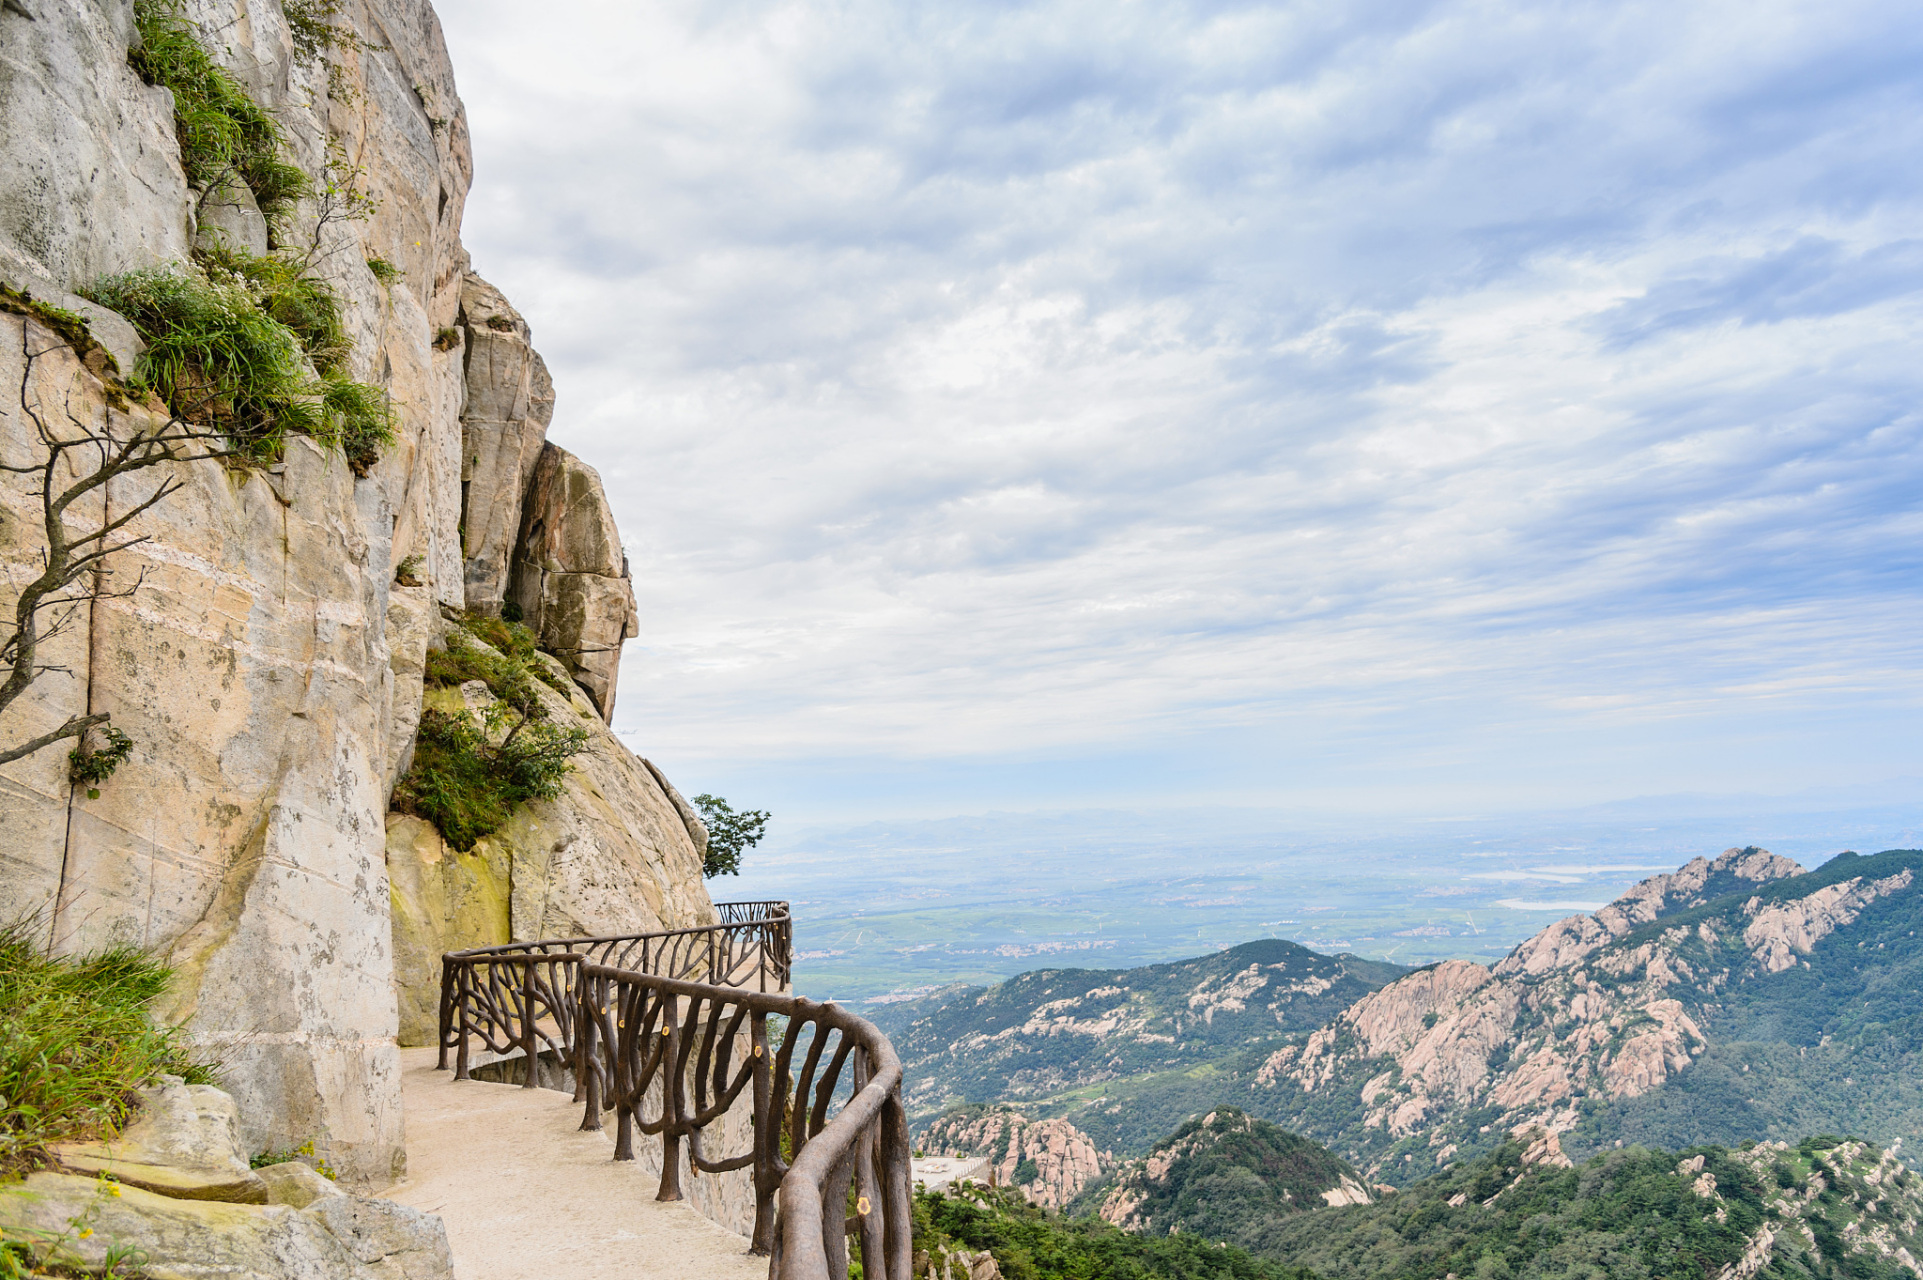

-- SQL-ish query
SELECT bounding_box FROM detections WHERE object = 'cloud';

[435,0,1923,816]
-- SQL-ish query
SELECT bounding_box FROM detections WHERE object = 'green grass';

[85,250,393,471]
[128,0,307,232]
[0,920,215,1181]
[392,619,589,851]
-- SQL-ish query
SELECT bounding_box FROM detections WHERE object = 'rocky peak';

[919,1106,1106,1211]
[1497,846,1805,978]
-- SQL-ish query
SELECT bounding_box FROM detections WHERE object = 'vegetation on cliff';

[85,248,395,473]
[83,4,397,473]
[127,0,307,229]
[390,616,590,851]
[0,921,214,1180]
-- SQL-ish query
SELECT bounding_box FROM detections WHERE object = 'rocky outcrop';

[456,276,553,612]
[1498,846,1801,977]
[1255,848,1921,1183]
[51,1079,270,1204]
[920,1107,1105,1211]
[1742,869,1913,973]
[0,0,712,1190]
[509,443,640,719]
[1099,1108,1369,1234]
[383,647,714,1045]
[2,1080,451,1280]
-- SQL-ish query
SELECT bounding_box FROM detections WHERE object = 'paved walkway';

[383,1047,767,1280]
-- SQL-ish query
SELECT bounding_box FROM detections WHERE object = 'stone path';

[383,1047,767,1280]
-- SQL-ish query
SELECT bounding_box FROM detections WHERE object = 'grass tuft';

[129,0,308,233]
[0,920,216,1181]
[84,247,394,471]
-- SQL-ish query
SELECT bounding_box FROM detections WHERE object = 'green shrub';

[197,243,349,373]
[365,257,402,287]
[431,613,571,698]
[394,618,588,850]
[128,0,308,232]
[85,250,394,471]
[67,726,134,798]
[914,1185,1309,1280]
[317,374,394,476]
[391,707,588,852]
[0,920,216,1180]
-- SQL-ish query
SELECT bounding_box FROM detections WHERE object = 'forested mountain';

[878,939,1406,1119]
[1250,1133,1923,1280]
[1096,1109,1375,1233]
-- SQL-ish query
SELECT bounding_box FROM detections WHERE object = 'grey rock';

[458,274,552,611]
[0,0,192,288]
[508,443,640,718]
[643,757,710,861]
[0,242,146,377]
[0,1172,453,1280]
[256,1160,346,1209]
[194,177,270,257]
[50,1079,270,1204]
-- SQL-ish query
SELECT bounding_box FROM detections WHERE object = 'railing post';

[657,997,684,1202]
[454,963,472,1081]
[436,955,453,1071]
[578,975,603,1131]
[521,963,539,1089]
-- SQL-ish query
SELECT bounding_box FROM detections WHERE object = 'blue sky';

[438,0,1923,823]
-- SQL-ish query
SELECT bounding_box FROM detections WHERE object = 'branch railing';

[436,902,913,1280]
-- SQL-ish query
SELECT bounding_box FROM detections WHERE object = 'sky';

[436,0,1923,824]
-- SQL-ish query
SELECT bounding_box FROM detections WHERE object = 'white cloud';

[437,0,1923,817]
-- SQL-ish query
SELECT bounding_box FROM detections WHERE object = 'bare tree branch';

[0,326,241,766]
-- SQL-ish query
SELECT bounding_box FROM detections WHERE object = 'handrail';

[435,901,792,1073]
[436,901,914,1280]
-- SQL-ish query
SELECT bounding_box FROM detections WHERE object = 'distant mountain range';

[906,846,1923,1196]
[877,939,1406,1122]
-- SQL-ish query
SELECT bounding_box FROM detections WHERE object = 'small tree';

[1,311,233,770]
[692,793,770,878]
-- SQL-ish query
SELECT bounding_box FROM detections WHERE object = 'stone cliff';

[1,0,706,1185]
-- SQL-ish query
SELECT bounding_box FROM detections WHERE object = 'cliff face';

[0,0,707,1185]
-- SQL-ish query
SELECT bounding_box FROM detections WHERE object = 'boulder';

[194,178,271,257]
[256,1161,346,1209]
[0,1172,451,1280]
[508,443,640,719]
[50,1078,269,1204]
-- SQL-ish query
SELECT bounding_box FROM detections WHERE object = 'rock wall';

[0,0,713,1188]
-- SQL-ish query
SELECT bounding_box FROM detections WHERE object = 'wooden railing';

[436,902,913,1280]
